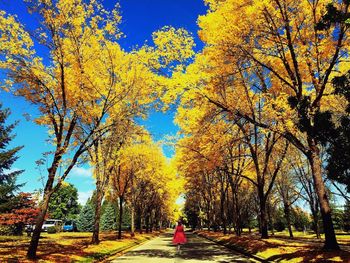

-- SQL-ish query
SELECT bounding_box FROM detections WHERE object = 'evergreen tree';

[326,71,350,191]
[77,199,95,232]
[343,201,350,232]
[100,202,117,231]
[0,103,24,213]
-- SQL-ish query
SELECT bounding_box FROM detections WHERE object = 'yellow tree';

[0,1,127,257]
[168,0,349,249]
[113,135,179,237]
[0,0,194,256]
[174,66,290,238]
[88,119,141,244]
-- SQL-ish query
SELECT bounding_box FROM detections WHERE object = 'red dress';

[173,225,187,244]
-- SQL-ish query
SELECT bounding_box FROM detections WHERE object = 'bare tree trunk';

[145,214,149,233]
[284,203,294,238]
[267,203,274,236]
[27,192,51,259]
[140,217,143,234]
[91,184,102,244]
[27,166,57,259]
[118,196,124,239]
[130,204,135,237]
[308,140,339,250]
[311,210,321,239]
[260,196,268,239]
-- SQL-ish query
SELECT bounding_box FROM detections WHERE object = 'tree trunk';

[145,214,149,233]
[139,217,143,234]
[308,140,339,250]
[284,203,294,238]
[220,189,227,235]
[268,203,274,236]
[130,204,135,237]
[27,166,57,259]
[118,196,124,239]
[27,191,51,259]
[91,185,102,244]
[150,212,153,233]
[311,208,321,239]
[260,197,268,239]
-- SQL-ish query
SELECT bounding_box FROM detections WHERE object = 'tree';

[276,152,301,238]
[77,199,95,232]
[0,104,39,235]
[291,207,310,232]
[325,70,350,192]
[0,0,193,257]
[89,121,142,243]
[48,182,80,220]
[109,133,181,238]
[167,0,349,249]
[343,201,350,232]
[100,201,117,231]
[0,103,24,214]
[0,192,40,235]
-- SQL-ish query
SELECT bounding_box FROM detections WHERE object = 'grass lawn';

[0,231,160,262]
[196,230,350,262]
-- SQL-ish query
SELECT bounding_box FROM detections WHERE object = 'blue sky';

[0,0,207,204]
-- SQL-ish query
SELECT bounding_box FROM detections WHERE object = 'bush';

[47,226,57,234]
[0,225,14,235]
[0,224,25,235]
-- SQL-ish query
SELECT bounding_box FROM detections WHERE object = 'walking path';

[110,232,257,262]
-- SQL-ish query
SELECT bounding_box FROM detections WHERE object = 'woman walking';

[173,219,187,253]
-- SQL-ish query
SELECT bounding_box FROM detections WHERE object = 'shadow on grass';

[1,237,108,262]
[266,249,350,263]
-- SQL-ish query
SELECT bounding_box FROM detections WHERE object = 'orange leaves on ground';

[0,231,160,262]
[198,231,350,263]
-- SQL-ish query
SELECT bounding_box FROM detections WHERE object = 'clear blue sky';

[0,0,207,204]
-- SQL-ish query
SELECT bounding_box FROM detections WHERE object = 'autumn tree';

[112,134,180,238]
[166,0,350,249]
[0,0,127,257]
[275,161,300,238]
[0,0,194,256]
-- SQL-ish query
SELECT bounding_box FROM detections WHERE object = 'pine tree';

[77,199,95,232]
[0,103,24,213]
[101,202,117,231]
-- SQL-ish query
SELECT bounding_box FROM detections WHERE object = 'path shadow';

[117,232,252,262]
[117,249,174,260]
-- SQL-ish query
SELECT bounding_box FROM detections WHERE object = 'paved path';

[110,232,256,263]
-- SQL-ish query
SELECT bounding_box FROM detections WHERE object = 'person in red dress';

[172,219,187,252]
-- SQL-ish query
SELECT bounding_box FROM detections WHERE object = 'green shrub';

[47,226,57,234]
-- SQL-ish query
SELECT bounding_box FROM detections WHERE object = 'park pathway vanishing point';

[110,232,257,263]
